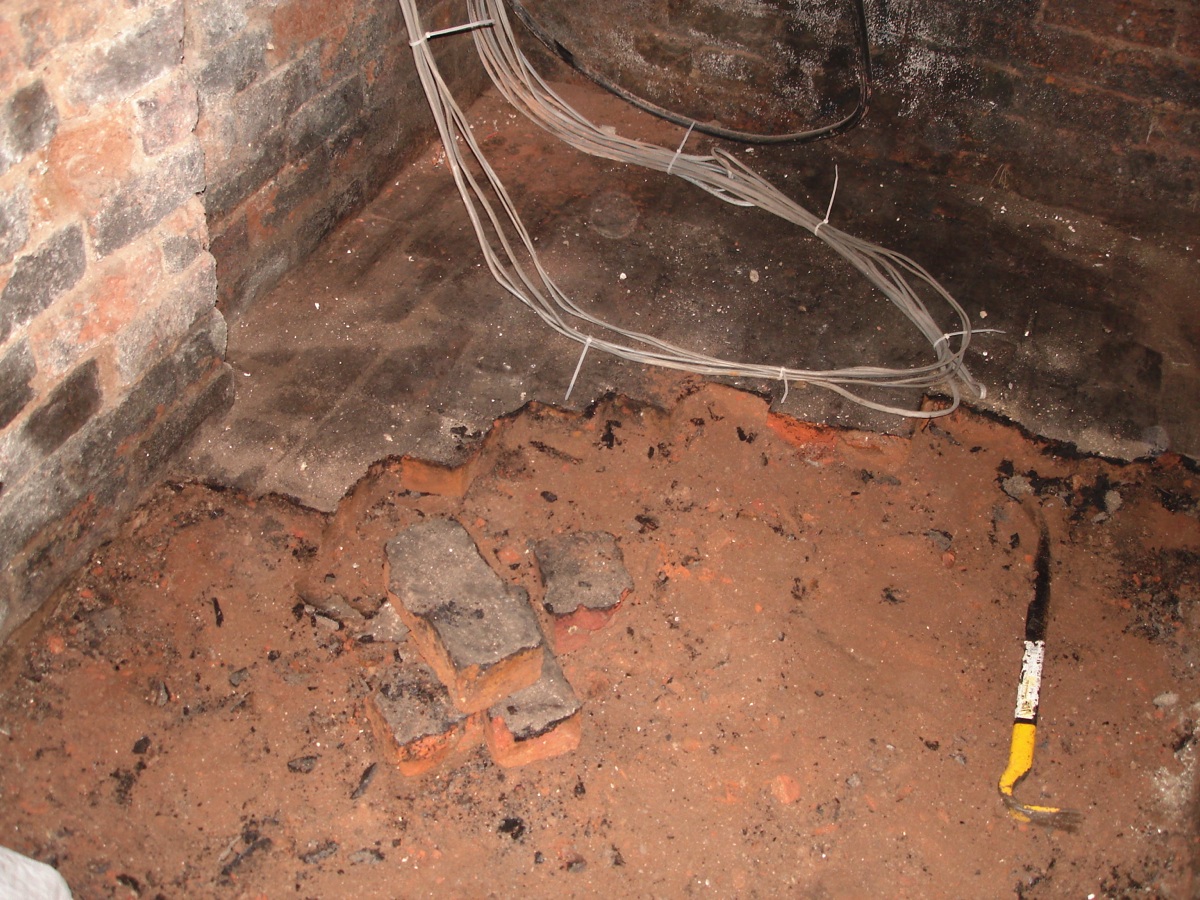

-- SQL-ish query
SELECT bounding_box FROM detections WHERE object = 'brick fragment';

[535,532,633,653]
[486,649,583,768]
[386,518,544,714]
[765,413,838,461]
[366,656,480,777]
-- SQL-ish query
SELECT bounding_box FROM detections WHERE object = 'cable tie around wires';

[667,122,695,176]
[779,367,790,402]
[935,327,1005,348]
[564,336,593,402]
[813,165,840,238]
[415,18,495,45]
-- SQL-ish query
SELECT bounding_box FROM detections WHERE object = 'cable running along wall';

[399,0,984,417]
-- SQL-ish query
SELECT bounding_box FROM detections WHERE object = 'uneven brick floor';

[1,387,1197,897]
[177,78,1199,513]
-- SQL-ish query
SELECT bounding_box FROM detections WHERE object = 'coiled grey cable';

[399,0,984,417]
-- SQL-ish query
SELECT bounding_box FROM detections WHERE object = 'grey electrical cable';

[504,0,873,145]
[398,0,984,417]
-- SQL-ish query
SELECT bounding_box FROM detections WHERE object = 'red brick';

[765,413,839,461]
[366,656,482,777]
[386,519,545,714]
[1043,0,1178,50]
[17,0,102,68]
[398,455,478,497]
[134,70,198,156]
[486,650,583,768]
[270,1,350,61]
[48,112,136,214]
[0,17,22,84]
[535,531,633,653]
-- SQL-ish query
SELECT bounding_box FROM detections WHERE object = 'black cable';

[505,0,872,144]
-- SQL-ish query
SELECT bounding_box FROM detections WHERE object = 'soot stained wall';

[518,0,1198,235]
[0,0,484,645]
[190,0,487,317]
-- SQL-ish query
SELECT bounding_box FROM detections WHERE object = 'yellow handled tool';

[998,516,1082,831]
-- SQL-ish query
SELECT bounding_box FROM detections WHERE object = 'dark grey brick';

[0,339,37,429]
[70,1,184,106]
[92,140,205,257]
[0,81,59,176]
[184,0,249,50]
[194,28,267,96]
[106,307,228,453]
[202,129,286,221]
[0,315,232,644]
[534,532,633,617]
[0,183,31,266]
[288,76,366,161]
[0,225,87,344]
[25,358,101,456]
[139,363,232,474]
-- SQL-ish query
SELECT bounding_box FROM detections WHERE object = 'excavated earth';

[2,384,1199,898]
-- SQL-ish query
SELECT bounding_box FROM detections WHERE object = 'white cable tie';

[420,18,494,45]
[779,366,789,403]
[813,164,839,237]
[667,122,695,176]
[934,327,1005,348]
[564,336,593,402]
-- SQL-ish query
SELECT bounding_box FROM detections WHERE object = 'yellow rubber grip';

[999,721,1037,798]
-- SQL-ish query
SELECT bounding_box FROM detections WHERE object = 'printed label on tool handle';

[1014,639,1045,722]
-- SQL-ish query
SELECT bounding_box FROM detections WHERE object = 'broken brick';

[534,531,633,653]
[385,518,544,714]
[765,413,838,461]
[486,649,582,768]
[366,655,479,777]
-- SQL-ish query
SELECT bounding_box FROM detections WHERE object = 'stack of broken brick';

[367,519,632,775]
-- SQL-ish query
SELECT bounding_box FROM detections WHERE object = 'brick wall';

[517,0,1198,235]
[0,0,485,645]
[0,0,233,643]
[191,0,486,316]
[857,0,1198,234]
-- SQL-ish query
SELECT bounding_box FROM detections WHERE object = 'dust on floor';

[1,383,1198,898]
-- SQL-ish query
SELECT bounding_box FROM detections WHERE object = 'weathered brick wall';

[857,0,1198,234]
[192,0,487,316]
[0,0,486,645]
[0,1,233,643]
[518,0,1198,234]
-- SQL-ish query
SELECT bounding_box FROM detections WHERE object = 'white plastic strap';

[813,165,839,237]
[564,336,593,402]
[667,122,695,176]
[413,18,495,46]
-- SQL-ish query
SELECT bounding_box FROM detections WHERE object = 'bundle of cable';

[398,0,985,416]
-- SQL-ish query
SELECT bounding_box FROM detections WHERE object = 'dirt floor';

[2,383,1199,898]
